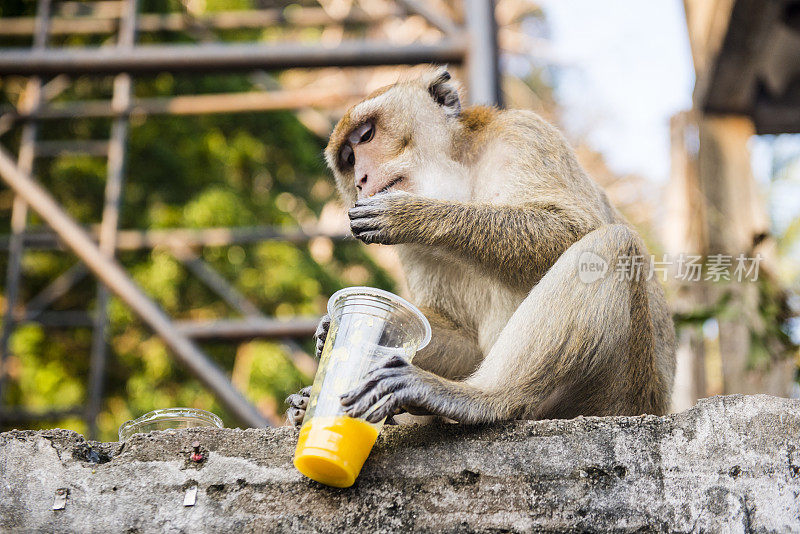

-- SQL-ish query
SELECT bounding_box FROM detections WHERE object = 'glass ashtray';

[118,407,224,441]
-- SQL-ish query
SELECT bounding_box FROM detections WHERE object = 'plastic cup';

[118,408,223,441]
[293,287,431,488]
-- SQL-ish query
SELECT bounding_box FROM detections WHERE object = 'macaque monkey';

[286,67,675,426]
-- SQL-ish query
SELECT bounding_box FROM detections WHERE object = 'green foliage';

[10,324,86,410]
[674,272,797,372]
[0,1,395,440]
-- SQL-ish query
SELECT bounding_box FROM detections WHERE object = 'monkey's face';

[339,114,413,200]
[325,67,464,205]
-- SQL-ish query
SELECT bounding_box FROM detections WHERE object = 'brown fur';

[458,106,497,132]
[313,67,676,423]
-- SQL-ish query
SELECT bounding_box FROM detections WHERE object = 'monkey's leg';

[341,224,667,423]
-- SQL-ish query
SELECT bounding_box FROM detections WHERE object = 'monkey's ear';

[427,67,461,118]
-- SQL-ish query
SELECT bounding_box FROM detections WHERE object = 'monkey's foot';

[339,354,439,424]
[285,386,312,428]
[314,314,330,358]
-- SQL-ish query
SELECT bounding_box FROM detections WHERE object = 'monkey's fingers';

[314,315,330,358]
[340,374,402,416]
[286,406,305,427]
[341,354,408,402]
[351,230,390,245]
[341,356,412,417]
[365,394,402,424]
[348,213,382,232]
[349,211,389,244]
[364,386,432,424]
[285,391,310,410]
[285,386,312,428]
[285,385,312,409]
[349,200,403,244]
[349,202,385,217]
[339,373,399,405]
[339,375,382,408]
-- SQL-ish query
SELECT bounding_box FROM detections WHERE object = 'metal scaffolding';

[0,0,500,435]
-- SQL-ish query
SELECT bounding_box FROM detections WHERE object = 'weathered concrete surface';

[1,394,799,533]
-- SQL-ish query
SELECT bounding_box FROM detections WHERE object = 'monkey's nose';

[356,174,368,190]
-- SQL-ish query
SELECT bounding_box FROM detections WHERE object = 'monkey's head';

[325,66,464,205]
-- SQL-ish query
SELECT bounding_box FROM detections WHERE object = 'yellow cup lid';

[294,417,378,488]
[294,445,359,488]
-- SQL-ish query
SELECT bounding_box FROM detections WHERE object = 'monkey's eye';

[348,121,375,145]
[340,144,355,167]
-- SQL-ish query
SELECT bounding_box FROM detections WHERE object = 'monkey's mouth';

[376,176,404,195]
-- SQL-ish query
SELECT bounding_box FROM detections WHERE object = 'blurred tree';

[0,0,397,440]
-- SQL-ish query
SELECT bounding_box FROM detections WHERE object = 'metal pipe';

[175,317,320,341]
[0,39,467,76]
[24,262,88,319]
[2,88,364,122]
[170,244,262,318]
[0,226,350,251]
[0,7,394,36]
[35,140,110,157]
[0,144,270,429]
[88,0,138,440]
[464,0,501,106]
[19,311,93,328]
[397,0,461,35]
[0,407,84,425]
[0,0,51,402]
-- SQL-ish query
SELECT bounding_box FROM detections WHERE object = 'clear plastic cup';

[118,408,224,441]
[293,287,431,487]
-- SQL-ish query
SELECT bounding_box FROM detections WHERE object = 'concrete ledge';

[1,394,799,533]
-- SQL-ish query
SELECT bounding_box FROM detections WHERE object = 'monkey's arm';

[341,224,670,424]
[349,192,600,287]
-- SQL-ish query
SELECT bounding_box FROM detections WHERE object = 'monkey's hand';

[284,315,329,427]
[339,354,441,423]
[349,191,421,245]
[314,314,330,359]
[285,385,312,428]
